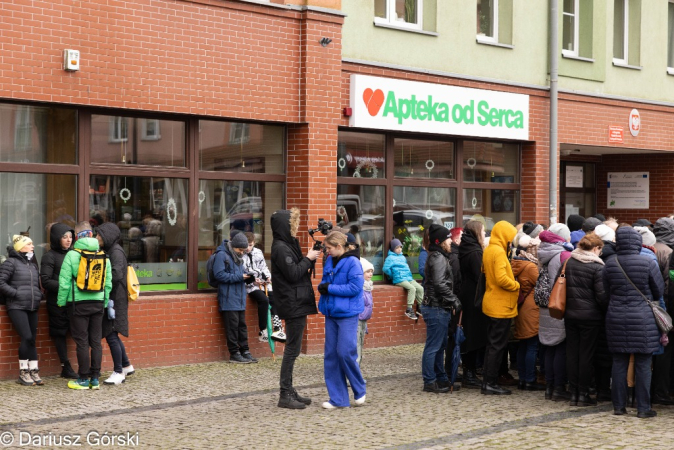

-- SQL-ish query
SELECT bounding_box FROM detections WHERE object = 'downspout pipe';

[549,0,559,225]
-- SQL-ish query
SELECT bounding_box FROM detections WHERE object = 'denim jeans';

[105,331,131,374]
[421,305,451,385]
[612,352,652,412]
[517,336,539,383]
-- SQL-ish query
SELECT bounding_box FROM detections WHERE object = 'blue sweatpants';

[324,315,366,407]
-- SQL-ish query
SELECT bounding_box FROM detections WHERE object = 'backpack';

[534,264,552,307]
[74,249,107,292]
[127,265,140,301]
[206,249,223,288]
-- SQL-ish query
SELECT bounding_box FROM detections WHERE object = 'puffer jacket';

[0,247,42,311]
[482,221,519,319]
[213,239,247,312]
[40,223,74,306]
[382,250,414,284]
[97,222,130,337]
[270,209,317,320]
[537,231,571,346]
[604,227,664,354]
[243,247,272,294]
[512,257,539,339]
[423,245,460,311]
[450,242,462,295]
[318,248,364,318]
[564,249,607,322]
[57,237,112,308]
[418,248,428,283]
[600,240,616,263]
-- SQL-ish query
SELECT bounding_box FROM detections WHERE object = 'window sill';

[667,67,674,76]
[562,53,594,63]
[373,21,438,37]
[476,38,514,49]
[612,60,642,70]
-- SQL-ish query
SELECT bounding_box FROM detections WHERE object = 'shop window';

[199,121,284,174]
[93,115,186,167]
[374,0,423,31]
[0,172,77,262]
[463,141,519,183]
[394,138,454,179]
[613,0,641,67]
[337,131,386,179]
[563,0,594,59]
[463,188,519,232]
[668,1,674,73]
[392,186,456,277]
[0,102,77,164]
[89,175,188,292]
[337,184,386,279]
[477,0,512,45]
[197,180,283,289]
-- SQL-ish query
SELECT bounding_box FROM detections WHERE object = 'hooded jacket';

[653,218,674,312]
[318,248,364,318]
[482,221,519,319]
[382,250,414,284]
[0,247,42,311]
[458,228,489,353]
[57,237,112,307]
[270,209,317,319]
[604,227,664,354]
[97,222,130,337]
[213,239,247,312]
[512,256,539,339]
[537,230,571,346]
[243,246,273,294]
[40,223,74,306]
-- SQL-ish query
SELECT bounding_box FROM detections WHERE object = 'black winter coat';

[270,209,317,320]
[457,229,489,353]
[423,245,460,311]
[604,227,664,354]
[449,242,462,296]
[40,223,74,307]
[564,254,607,321]
[97,223,130,337]
[0,247,42,311]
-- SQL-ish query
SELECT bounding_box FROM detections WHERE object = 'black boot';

[60,361,78,379]
[278,391,306,409]
[545,383,554,400]
[627,387,635,408]
[438,380,460,392]
[481,382,511,395]
[552,385,572,402]
[569,385,578,406]
[462,369,482,389]
[577,392,597,407]
[423,381,450,393]
[292,388,312,406]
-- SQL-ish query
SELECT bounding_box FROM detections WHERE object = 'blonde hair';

[324,231,347,248]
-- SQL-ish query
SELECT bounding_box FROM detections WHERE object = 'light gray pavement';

[0,344,672,449]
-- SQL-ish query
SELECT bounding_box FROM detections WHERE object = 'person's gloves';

[318,283,330,295]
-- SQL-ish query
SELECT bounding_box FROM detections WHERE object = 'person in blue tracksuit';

[318,231,366,409]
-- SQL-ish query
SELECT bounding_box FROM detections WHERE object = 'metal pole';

[549,0,559,225]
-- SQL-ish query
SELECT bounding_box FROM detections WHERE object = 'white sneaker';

[322,401,337,410]
[271,330,287,342]
[104,372,126,385]
[122,365,135,376]
[355,395,366,406]
[259,329,269,343]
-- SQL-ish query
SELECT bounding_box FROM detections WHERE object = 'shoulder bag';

[548,259,569,320]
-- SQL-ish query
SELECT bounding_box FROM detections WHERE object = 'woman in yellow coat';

[481,221,520,395]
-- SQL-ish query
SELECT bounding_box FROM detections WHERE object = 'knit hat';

[522,221,543,238]
[594,224,615,242]
[231,233,249,249]
[582,217,602,233]
[593,214,606,222]
[346,233,357,245]
[567,214,585,232]
[633,219,653,228]
[428,224,451,246]
[360,257,374,273]
[12,235,32,252]
[549,223,571,242]
[635,226,656,247]
[390,239,402,251]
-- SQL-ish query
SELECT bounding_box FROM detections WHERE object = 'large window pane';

[0,173,77,262]
[463,188,519,232]
[91,115,186,167]
[197,180,283,289]
[613,0,626,60]
[392,186,456,277]
[90,175,188,291]
[395,0,417,24]
[463,141,519,183]
[477,0,496,38]
[337,131,385,179]
[0,103,77,164]
[394,138,454,179]
[374,0,386,18]
[199,121,284,174]
[668,2,674,68]
[337,184,385,278]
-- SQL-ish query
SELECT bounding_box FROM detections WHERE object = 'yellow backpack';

[74,249,107,292]
[127,265,140,301]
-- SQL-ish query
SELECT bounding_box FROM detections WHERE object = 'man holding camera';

[271,208,320,409]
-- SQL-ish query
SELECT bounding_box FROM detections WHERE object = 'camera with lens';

[308,218,333,251]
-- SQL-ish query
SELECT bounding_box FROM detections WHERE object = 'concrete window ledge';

[562,54,595,63]
[476,38,514,49]
[373,21,439,37]
[612,60,642,70]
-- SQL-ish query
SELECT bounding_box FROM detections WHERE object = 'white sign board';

[607,172,649,209]
[350,74,530,140]
[566,166,584,188]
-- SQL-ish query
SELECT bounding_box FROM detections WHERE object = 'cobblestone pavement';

[0,344,672,449]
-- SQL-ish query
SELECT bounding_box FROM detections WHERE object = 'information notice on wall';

[607,172,649,209]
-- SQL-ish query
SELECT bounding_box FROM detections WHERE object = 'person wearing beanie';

[567,215,585,233]
[0,234,43,386]
[568,219,586,249]
[357,258,374,366]
[522,222,543,239]
[383,238,424,320]
[633,219,653,228]
[594,224,615,243]
[213,231,257,364]
[582,218,602,233]
[593,214,607,222]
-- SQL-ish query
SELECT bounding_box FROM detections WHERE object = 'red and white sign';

[629,109,640,137]
[609,126,623,143]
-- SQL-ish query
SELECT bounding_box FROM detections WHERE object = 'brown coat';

[511,258,539,340]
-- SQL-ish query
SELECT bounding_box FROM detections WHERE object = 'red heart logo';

[363,88,385,116]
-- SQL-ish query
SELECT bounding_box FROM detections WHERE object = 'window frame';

[562,0,580,57]
[140,119,162,141]
[374,0,424,31]
[108,116,129,143]
[668,0,674,74]
[476,0,499,44]
[612,0,629,65]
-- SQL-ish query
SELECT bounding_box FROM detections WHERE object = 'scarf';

[363,280,373,292]
[227,242,243,265]
[516,248,538,264]
[570,248,604,265]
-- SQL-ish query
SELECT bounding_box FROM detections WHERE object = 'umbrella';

[449,311,465,393]
[265,284,276,361]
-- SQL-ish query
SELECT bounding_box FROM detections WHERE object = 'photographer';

[271,208,320,410]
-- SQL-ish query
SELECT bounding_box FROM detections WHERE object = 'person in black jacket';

[96,222,135,385]
[271,208,320,409]
[421,224,461,393]
[0,235,44,386]
[40,223,78,379]
[564,234,606,407]
[444,227,463,381]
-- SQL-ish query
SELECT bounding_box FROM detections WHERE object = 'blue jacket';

[214,240,247,312]
[359,289,373,321]
[570,230,585,248]
[382,250,414,284]
[318,250,364,318]
[418,248,428,283]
